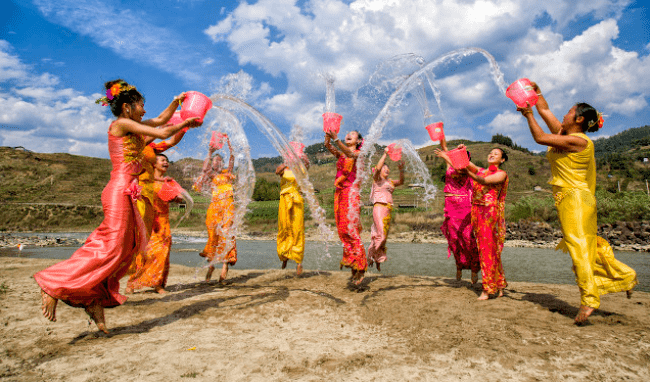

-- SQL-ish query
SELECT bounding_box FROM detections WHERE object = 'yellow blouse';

[546,133,595,194]
[280,169,300,196]
[212,170,235,199]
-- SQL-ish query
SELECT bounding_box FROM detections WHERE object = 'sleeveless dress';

[34,126,146,308]
[548,133,637,308]
[277,169,305,264]
[200,170,237,264]
[440,166,480,272]
[367,178,395,267]
[471,166,508,294]
[334,153,366,271]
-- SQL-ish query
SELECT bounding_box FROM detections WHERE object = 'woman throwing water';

[193,135,237,283]
[517,82,637,324]
[34,79,200,333]
[324,127,367,285]
[367,147,404,271]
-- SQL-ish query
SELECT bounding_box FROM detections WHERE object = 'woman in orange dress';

[462,146,509,300]
[193,135,236,282]
[126,153,185,293]
[324,127,366,285]
[34,79,201,333]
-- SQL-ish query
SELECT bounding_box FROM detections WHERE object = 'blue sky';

[1,0,649,159]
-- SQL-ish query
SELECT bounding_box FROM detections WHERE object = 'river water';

[2,233,648,292]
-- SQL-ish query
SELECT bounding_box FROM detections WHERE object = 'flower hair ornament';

[588,111,605,129]
[95,81,136,106]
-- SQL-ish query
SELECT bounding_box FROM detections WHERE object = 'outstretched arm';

[141,93,186,127]
[113,116,201,140]
[392,160,405,187]
[226,136,235,173]
[463,167,506,185]
[324,133,341,158]
[518,103,587,153]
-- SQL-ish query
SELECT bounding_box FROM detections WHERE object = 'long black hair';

[575,103,600,133]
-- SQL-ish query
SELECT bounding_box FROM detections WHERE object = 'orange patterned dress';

[126,180,177,290]
[201,171,237,264]
[471,166,508,294]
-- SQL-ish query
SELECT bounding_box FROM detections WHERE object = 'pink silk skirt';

[441,195,480,272]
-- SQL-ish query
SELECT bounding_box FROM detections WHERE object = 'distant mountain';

[593,125,650,157]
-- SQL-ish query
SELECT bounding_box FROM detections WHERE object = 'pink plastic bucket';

[210,131,225,150]
[447,147,470,170]
[323,112,343,134]
[386,143,402,161]
[158,179,184,202]
[289,141,305,156]
[168,111,183,126]
[180,91,212,123]
[425,122,444,142]
[505,78,538,108]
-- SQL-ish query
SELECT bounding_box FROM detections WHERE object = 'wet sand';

[1,257,649,381]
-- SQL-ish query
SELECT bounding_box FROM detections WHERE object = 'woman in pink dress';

[324,128,367,285]
[34,79,201,333]
[461,146,509,300]
[367,147,404,271]
[434,138,480,283]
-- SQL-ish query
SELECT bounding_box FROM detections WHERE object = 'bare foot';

[198,251,207,258]
[40,290,58,322]
[627,289,633,299]
[124,286,134,294]
[281,260,288,269]
[219,264,228,283]
[477,291,490,300]
[456,269,462,281]
[205,266,215,282]
[497,289,504,298]
[376,262,381,272]
[296,263,303,276]
[471,272,478,284]
[574,305,595,324]
[85,301,109,334]
[353,271,365,286]
[154,286,167,294]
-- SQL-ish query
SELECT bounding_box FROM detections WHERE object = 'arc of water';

[355,47,508,204]
[212,94,336,257]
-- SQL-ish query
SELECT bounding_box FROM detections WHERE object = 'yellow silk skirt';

[554,187,638,308]
[277,191,305,264]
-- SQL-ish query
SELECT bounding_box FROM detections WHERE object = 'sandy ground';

[1,257,649,382]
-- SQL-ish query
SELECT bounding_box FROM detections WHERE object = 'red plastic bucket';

[323,112,343,134]
[168,111,183,126]
[505,78,538,108]
[447,147,470,170]
[180,91,212,123]
[386,143,402,161]
[158,179,184,202]
[210,131,225,150]
[289,141,305,156]
[425,122,444,142]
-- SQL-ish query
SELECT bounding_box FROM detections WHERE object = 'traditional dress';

[277,169,305,264]
[367,177,394,267]
[137,141,173,235]
[334,153,366,271]
[441,166,480,273]
[200,170,237,264]
[548,133,637,309]
[34,125,147,308]
[127,180,180,291]
[471,166,508,294]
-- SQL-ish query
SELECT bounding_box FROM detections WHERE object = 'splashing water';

[172,188,194,230]
[322,73,336,113]
[355,47,508,207]
[212,94,336,258]
[394,139,437,202]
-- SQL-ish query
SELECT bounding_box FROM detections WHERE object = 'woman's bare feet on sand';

[85,301,109,334]
[40,290,58,322]
[497,289,504,298]
[627,289,633,299]
[574,305,595,324]
[471,272,478,284]
[456,269,462,281]
[205,266,215,282]
[376,262,381,272]
[124,286,134,294]
[281,260,288,270]
[219,263,228,282]
[296,263,303,276]
[477,291,490,300]
[154,286,167,294]
[353,271,365,286]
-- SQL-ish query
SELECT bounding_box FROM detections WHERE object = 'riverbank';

[1,257,648,381]
[3,220,650,252]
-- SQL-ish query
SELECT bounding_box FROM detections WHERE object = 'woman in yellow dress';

[193,135,236,282]
[517,82,637,324]
[275,154,310,276]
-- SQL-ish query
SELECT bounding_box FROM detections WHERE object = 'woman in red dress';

[34,79,201,333]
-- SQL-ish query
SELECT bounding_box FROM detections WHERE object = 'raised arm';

[193,148,215,191]
[112,116,201,139]
[226,136,235,173]
[326,130,359,158]
[144,124,189,145]
[434,148,452,169]
[530,82,561,135]
[141,93,186,127]
[518,101,587,153]
[373,148,388,181]
[392,160,405,187]
[324,133,341,158]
